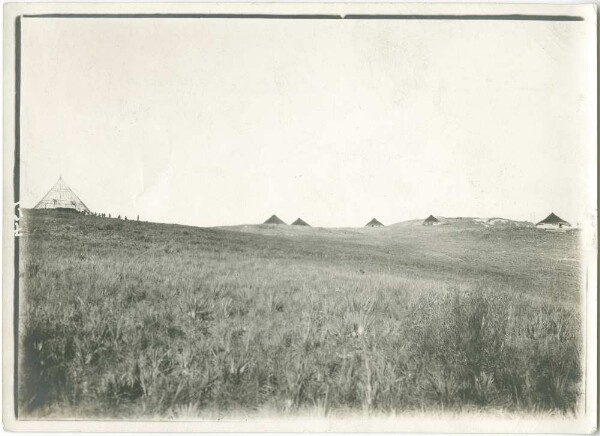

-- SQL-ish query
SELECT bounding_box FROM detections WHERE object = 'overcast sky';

[20,15,596,227]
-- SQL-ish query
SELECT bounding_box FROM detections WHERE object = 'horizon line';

[23,208,576,228]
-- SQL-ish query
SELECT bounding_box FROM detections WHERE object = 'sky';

[20,15,596,227]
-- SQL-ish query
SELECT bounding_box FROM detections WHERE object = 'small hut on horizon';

[536,213,571,229]
[423,215,441,226]
[365,218,384,227]
[264,214,287,225]
[292,218,310,226]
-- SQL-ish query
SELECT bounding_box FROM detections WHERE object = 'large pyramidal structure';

[34,176,90,213]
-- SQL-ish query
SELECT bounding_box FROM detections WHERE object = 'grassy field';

[18,209,583,418]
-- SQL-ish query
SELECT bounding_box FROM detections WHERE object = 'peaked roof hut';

[423,215,441,226]
[536,213,570,228]
[264,214,287,225]
[365,218,384,227]
[292,218,310,226]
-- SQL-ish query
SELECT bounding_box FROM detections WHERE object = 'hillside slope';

[18,210,583,418]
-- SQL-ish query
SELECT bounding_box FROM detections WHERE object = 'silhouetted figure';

[108,214,111,218]
[125,216,128,221]
[118,215,121,220]
[137,215,139,221]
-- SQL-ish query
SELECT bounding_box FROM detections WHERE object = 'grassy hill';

[18,210,582,418]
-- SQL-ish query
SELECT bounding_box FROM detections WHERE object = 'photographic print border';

[3,2,597,432]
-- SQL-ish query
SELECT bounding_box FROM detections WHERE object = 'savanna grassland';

[18,210,583,418]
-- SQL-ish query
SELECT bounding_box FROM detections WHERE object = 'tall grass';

[405,286,580,411]
[18,210,582,417]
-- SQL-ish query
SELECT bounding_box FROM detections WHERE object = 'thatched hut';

[536,213,570,229]
[264,214,287,225]
[423,215,441,226]
[365,218,384,227]
[292,218,310,226]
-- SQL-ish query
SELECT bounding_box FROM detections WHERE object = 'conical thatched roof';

[537,213,570,226]
[292,218,310,226]
[423,215,440,224]
[264,214,287,225]
[34,176,90,213]
[365,218,384,227]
